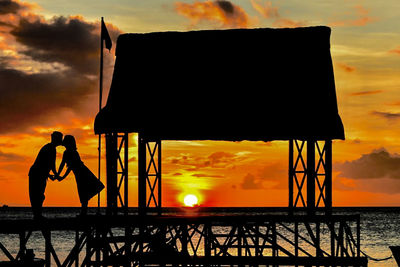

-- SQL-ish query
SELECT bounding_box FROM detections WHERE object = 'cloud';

[371,111,400,120]
[240,173,263,189]
[272,18,305,28]
[0,68,96,133]
[239,162,287,190]
[389,46,400,55]
[192,173,224,178]
[250,0,278,19]
[9,16,120,75]
[0,0,33,15]
[0,143,16,148]
[10,16,99,74]
[207,151,236,167]
[335,148,400,180]
[175,0,250,28]
[250,0,306,28]
[0,150,25,162]
[334,176,400,195]
[333,177,356,191]
[169,151,240,171]
[0,0,22,15]
[336,62,356,73]
[329,5,376,27]
[0,6,122,134]
[386,101,400,106]
[349,90,382,96]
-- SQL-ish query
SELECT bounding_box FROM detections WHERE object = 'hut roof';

[94,26,344,141]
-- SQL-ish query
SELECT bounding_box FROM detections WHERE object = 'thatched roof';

[94,26,344,141]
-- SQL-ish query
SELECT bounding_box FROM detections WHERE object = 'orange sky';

[0,0,400,207]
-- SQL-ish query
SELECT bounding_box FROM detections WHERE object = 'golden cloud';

[349,90,382,96]
[329,5,376,27]
[389,46,400,55]
[336,62,356,73]
[175,0,250,28]
[250,0,306,28]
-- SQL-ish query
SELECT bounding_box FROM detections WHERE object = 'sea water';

[0,207,399,266]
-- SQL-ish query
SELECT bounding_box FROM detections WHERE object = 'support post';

[138,133,147,215]
[307,140,315,214]
[106,132,118,215]
[138,134,162,215]
[158,140,162,215]
[288,139,294,212]
[124,132,129,215]
[325,139,332,213]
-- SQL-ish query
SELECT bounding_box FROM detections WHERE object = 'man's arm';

[58,167,72,181]
[50,147,58,179]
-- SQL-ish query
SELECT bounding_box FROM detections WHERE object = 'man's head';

[51,131,63,146]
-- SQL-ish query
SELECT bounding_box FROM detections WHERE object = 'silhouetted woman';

[57,135,104,216]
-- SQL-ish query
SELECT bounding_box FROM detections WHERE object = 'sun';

[183,194,198,207]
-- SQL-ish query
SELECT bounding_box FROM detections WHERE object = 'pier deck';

[0,213,367,266]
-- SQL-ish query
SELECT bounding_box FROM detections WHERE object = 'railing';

[0,213,367,266]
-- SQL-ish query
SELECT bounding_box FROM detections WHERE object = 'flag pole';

[97,17,104,214]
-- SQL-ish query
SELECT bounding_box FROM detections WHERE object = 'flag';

[101,18,112,51]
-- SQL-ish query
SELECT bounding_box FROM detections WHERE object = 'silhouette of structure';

[94,26,344,215]
[0,26,367,267]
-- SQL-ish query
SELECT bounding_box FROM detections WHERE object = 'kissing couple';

[28,131,104,219]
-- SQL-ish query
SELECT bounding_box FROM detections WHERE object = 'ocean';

[0,207,399,266]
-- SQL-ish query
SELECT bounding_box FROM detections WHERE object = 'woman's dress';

[63,149,104,204]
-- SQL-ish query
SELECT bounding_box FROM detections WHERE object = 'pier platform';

[0,212,367,266]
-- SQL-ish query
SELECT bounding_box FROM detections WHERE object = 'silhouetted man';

[29,131,63,219]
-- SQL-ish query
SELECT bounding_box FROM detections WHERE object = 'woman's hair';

[63,135,77,150]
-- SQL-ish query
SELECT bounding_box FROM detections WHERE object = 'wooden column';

[307,140,315,214]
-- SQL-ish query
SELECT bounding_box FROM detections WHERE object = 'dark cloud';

[0,14,121,134]
[0,20,15,28]
[0,68,96,133]
[216,0,234,15]
[175,0,250,28]
[335,148,400,180]
[371,111,400,120]
[11,16,98,75]
[0,0,24,15]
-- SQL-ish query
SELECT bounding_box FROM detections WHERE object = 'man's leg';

[29,175,46,219]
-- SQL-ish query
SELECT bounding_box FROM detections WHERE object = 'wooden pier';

[0,211,367,266]
[0,26,366,266]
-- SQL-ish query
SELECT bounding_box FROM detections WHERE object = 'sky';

[0,0,399,207]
